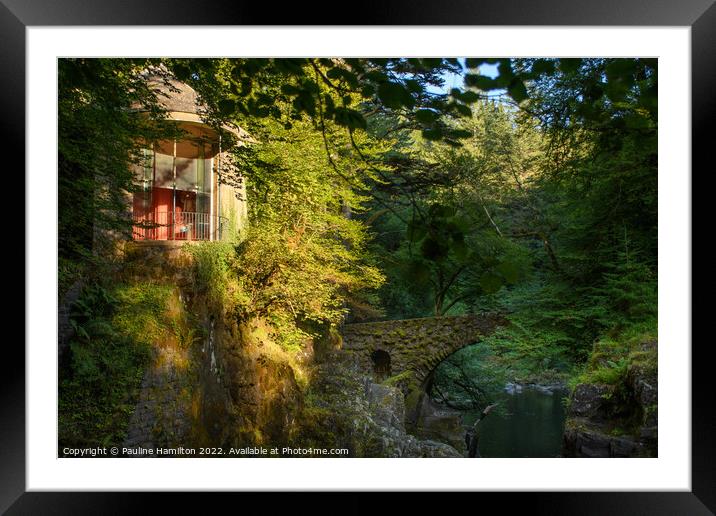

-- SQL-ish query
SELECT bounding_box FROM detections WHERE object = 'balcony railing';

[132,210,226,241]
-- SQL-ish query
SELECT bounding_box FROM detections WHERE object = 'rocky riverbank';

[298,348,463,457]
[562,339,657,457]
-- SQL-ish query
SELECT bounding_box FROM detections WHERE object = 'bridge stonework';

[341,313,504,384]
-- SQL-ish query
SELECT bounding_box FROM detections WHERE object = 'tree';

[58,58,177,290]
[366,100,538,318]
[227,116,385,345]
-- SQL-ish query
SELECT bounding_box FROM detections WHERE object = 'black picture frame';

[5,0,710,513]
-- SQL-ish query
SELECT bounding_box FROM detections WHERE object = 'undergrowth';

[58,281,177,448]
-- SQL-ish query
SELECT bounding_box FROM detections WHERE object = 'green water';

[463,387,567,458]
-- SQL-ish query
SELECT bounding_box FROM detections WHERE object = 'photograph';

[57,56,658,460]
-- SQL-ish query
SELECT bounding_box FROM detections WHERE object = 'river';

[462,386,568,457]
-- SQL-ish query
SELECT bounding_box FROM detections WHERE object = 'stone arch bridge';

[341,313,505,385]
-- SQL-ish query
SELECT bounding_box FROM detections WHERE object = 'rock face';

[563,424,646,458]
[122,286,204,453]
[219,320,304,448]
[413,396,467,453]
[119,243,465,457]
[120,244,304,452]
[366,381,464,457]
[562,341,657,458]
[295,350,463,458]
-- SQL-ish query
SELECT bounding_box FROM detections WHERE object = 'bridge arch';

[341,313,504,385]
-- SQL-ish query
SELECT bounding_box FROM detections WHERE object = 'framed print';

[5,0,711,512]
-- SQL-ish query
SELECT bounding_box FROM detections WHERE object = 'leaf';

[280,83,301,96]
[405,79,422,94]
[273,58,307,75]
[624,113,651,130]
[464,74,497,90]
[415,108,439,124]
[362,70,388,83]
[606,59,637,85]
[326,67,359,88]
[452,103,472,117]
[323,94,335,114]
[507,78,528,103]
[377,81,415,109]
[583,82,605,101]
[173,63,191,81]
[360,84,376,98]
[292,90,316,116]
[465,58,489,70]
[420,58,444,69]
[447,128,472,140]
[530,59,555,77]
[558,58,583,73]
[333,107,367,131]
[456,90,480,104]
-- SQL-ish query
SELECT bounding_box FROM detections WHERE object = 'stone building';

[126,70,251,243]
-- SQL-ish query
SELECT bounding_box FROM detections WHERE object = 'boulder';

[569,383,615,420]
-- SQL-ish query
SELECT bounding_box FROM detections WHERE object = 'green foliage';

[190,117,385,349]
[137,105,389,350]
[59,281,176,448]
[382,369,415,389]
[569,321,657,390]
[368,100,537,317]
[588,251,657,330]
[171,58,474,149]
[580,357,630,387]
[187,240,246,313]
[369,59,656,406]
[58,58,176,263]
[430,343,509,410]
[111,283,177,346]
[57,57,658,445]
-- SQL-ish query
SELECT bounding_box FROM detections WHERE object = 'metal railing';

[132,210,226,241]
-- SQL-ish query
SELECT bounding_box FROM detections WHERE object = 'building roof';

[136,67,253,143]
